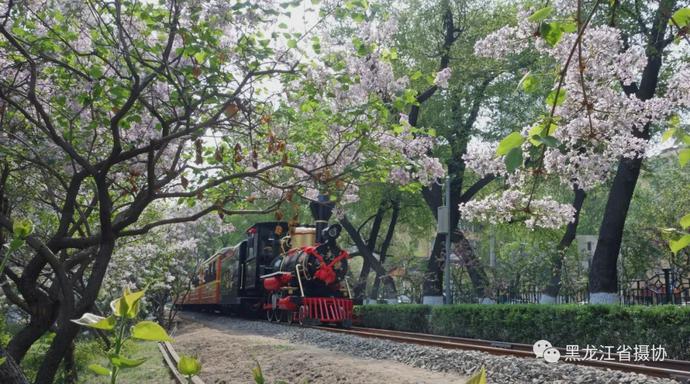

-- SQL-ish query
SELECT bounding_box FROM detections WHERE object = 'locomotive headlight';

[325,224,342,239]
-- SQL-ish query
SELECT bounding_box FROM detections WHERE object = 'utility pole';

[444,177,452,304]
[435,177,453,305]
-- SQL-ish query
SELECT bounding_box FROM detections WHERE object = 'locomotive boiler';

[176,195,353,327]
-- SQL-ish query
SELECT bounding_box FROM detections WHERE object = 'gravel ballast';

[180,312,683,384]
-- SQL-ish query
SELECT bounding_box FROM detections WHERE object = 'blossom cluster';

[459,4,690,229]
[273,9,445,206]
[459,190,576,230]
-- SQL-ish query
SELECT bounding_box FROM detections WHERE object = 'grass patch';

[76,340,174,384]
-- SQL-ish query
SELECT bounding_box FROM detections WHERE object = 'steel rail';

[158,341,205,384]
[310,325,690,381]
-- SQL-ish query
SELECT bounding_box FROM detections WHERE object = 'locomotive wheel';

[286,310,295,325]
[298,305,309,326]
[266,309,275,322]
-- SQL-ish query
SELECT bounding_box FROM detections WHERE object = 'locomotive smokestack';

[309,194,334,244]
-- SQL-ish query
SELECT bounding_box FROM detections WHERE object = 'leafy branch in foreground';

[177,355,202,384]
[71,287,177,384]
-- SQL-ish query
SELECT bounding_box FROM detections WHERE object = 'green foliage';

[88,364,111,376]
[539,22,564,47]
[71,288,175,384]
[527,7,553,23]
[252,360,265,384]
[12,218,33,238]
[178,355,202,376]
[670,8,690,27]
[518,72,539,93]
[130,321,173,342]
[546,88,566,107]
[354,304,431,332]
[496,132,524,156]
[504,147,523,173]
[670,235,690,254]
[465,367,487,384]
[355,304,690,360]
[658,122,690,255]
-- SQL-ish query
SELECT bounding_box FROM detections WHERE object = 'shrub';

[355,304,431,332]
[355,304,690,360]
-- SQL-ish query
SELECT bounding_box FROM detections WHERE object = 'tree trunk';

[542,187,586,303]
[349,203,387,302]
[7,304,56,364]
[63,341,77,384]
[34,322,80,384]
[0,346,30,384]
[340,215,396,302]
[354,258,371,301]
[589,157,645,303]
[370,200,400,300]
[455,230,489,299]
[588,0,672,303]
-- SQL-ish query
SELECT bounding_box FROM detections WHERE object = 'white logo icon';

[543,347,561,363]
[533,339,560,363]
[533,340,552,358]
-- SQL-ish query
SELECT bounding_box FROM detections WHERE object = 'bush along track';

[354,304,690,360]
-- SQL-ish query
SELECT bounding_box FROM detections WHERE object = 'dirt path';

[171,318,468,384]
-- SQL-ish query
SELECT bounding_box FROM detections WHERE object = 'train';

[175,197,353,327]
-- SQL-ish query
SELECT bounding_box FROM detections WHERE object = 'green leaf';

[546,88,567,107]
[87,364,111,376]
[540,22,563,46]
[7,238,24,254]
[123,288,145,318]
[88,65,103,78]
[12,219,33,238]
[528,120,557,144]
[496,132,524,156]
[131,321,173,342]
[466,366,487,384]
[109,354,147,368]
[193,52,206,63]
[560,21,577,33]
[0,357,6,365]
[679,148,690,167]
[252,361,265,384]
[111,287,145,318]
[504,147,523,173]
[528,6,553,22]
[518,72,539,93]
[535,135,560,148]
[177,355,202,376]
[670,234,690,254]
[662,128,676,142]
[71,313,116,331]
[669,8,690,27]
[287,39,297,49]
[680,213,690,230]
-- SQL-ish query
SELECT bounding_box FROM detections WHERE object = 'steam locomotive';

[176,197,353,327]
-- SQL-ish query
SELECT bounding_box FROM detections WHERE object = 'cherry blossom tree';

[386,0,547,303]
[0,0,313,381]
[0,1,450,381]
[102,203,235,328]
[460,0,690,303]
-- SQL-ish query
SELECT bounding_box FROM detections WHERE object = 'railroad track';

[158,341,205,384]
[310,325,690,381]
